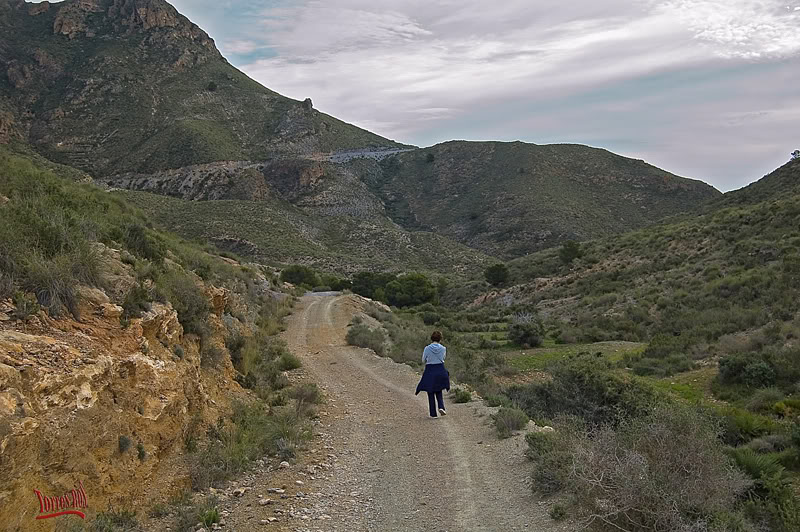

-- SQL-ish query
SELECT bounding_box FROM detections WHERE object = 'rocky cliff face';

[0,0,402,176]
[42,0,215,46]
[0,244,268,531]
[102,157,389,219]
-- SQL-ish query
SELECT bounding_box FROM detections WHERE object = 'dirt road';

[285,294,562,531]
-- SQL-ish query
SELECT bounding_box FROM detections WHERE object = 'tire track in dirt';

[287,294,563,531]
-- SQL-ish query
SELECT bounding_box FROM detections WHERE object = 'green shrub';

[567,406,751,532]
[730,447,786,481]
[225,330,246,362]
[559,240,582,264]
[90,509,140,532]
[385,273,437,308]
[122,283,150,319]
[277,352,302,371]
[507,354,657,426]
[548,504,567,521]
[485,394,512,408]
[137,443,146,461]
[189,402,310,490]
[484,263,509,286]
[351,271,397,301]
[321,274,351,291]
[289,383,323,405]
[526,426,575,495]
[12,291,39,321]
[200,506,219,527]
[451,388,472,403]
[23,252,89,317]
[421,311,440,325]
[345,324,386,356]
[115,223,166,263]
[118,435,132,454]
[719,407,778,445]
[719,353,778,387]
[155,270,210,335]
[173,495,218,532]
[730,447,800,530]
[746,387,786,413]
[280,265,320,287]
[494,407,530,438]
[507,317,544,348]
[173,345,185,359]
[631,353,694,377]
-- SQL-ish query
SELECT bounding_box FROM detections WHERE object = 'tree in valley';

[484,263,510,286]
[559,240,583,264]
[385,273,437,307]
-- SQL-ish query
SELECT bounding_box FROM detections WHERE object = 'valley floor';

[282,294,562,531]
[209,294,562,531]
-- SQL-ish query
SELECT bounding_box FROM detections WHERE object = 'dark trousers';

[427,390,445,417]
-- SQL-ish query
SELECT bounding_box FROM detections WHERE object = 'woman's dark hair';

[431,331,442,342]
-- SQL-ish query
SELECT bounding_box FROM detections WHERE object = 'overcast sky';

[116,2,800,190]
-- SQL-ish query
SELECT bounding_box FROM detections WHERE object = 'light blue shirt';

[422,342,446,365]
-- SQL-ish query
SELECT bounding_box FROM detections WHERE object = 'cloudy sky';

[172,2,796,190]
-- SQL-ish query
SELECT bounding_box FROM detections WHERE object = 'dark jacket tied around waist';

[415,363,451,395]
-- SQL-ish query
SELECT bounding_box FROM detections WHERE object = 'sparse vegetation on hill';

[476,160,800,383]
[371,140,720,258]
[119,190,492,276]
[0,0,405,176]
[0,145,318,528]
[430,158,800,530]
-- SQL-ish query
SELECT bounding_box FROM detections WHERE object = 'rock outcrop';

[0,247,258,531]
[0,112,16,144]
[49,0,216,49]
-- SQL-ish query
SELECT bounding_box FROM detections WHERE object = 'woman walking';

[415,331,451,418]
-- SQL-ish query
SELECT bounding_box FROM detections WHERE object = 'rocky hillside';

[456,157,800,376]
[0,146,314,530]
[0,256,244,530]
[0,0,405,176]
[1,0,722,273]
[705,157,800,211]
[368,141,721,258]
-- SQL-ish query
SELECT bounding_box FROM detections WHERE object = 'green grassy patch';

[509,341,646,371]
[649,366,718,403]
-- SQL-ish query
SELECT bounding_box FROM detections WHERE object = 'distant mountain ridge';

[0,0,405,176]
[704,158,800,211]
[368,141,721,257]
[1,0,722,269]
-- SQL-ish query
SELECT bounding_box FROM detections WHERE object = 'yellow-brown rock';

[0,278,247,531]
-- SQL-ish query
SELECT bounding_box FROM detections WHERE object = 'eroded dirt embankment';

[0,247,261,532]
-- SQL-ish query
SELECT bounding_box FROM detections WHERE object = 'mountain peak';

[19,0,216,51]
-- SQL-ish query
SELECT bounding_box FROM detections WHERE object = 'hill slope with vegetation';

[0,145,320,530]
[483,157,800,368]
[0,0,404,176]
[368,140,721,258]
[118,187,494,276]
[343,158,800,532]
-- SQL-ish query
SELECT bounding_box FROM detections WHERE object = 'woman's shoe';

[439,408,447,416]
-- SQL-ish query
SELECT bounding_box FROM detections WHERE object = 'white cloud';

[128,1,800,189]
[220,39,260,55]
[655,0,800,58]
